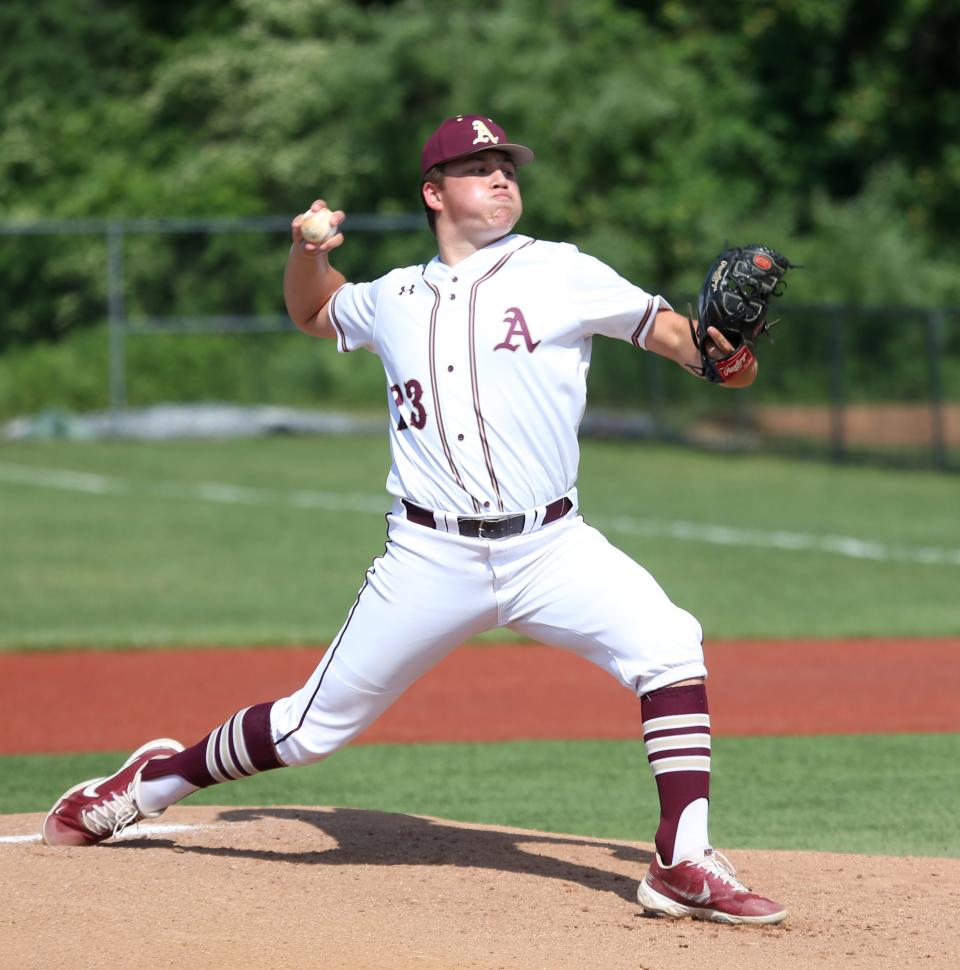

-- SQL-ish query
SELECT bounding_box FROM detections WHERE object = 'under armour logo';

[399,284,415,296]
[472,120,501,147]
[493,307,540,353]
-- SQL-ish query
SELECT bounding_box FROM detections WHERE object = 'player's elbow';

[286,300,338,340]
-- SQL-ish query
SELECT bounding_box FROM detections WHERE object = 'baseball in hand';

[300,208,339,245]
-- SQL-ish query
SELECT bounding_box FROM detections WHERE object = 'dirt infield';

[3,639,959,969]
[2,638,959,754]
[3,806,959,969]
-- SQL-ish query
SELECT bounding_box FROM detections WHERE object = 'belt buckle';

[477,515,513,540]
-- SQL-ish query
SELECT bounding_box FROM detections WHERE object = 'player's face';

[430,150,522,238]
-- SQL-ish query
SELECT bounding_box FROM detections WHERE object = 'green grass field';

[2,435,958,647]
[2,435,958,856]
[7,735,958,858]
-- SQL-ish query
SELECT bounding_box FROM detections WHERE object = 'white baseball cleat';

[41,738,184,847]
[637,848,788,925]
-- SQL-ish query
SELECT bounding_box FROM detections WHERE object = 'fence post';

[646,351,664,438]
[106,222,126,414]
[828,308,846,462]
[927,310,947,470]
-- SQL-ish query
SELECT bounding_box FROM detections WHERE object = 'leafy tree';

[0,0,957,368]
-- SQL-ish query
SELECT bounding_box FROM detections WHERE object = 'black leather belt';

[402,497,573,540]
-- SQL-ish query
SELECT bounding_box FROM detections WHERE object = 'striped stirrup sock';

[140,701,283,789]
[641,683,711,865]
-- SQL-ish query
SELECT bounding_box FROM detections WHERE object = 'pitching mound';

[3,806,958,969]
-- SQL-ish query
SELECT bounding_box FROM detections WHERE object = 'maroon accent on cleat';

[41,738,184,847]
[637,849,787,925]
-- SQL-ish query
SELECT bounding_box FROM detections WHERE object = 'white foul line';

[0,461,385,513]
[595,515,960,567]
[0,822,211,845]
[1,460,958,567]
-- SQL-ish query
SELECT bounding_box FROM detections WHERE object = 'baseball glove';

[689,244,793,383]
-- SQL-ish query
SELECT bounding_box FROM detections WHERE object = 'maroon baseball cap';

[420,114,535,177]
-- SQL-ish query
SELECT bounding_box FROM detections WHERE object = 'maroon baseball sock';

[140,701,283,791]
[641,683,712,866]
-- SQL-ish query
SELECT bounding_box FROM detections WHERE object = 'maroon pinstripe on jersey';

[631,298,657,348]
[467,239,537,513]
[424,275,481,512]
[328,286,349,352]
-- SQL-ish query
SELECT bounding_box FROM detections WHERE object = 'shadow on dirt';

[114,806,652,903]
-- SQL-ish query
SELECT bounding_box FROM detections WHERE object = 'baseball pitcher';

[43,114,791,925]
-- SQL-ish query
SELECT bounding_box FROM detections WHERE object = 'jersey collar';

[425,234,533,283]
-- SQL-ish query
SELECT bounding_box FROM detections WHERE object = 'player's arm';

[283,201,347,340]
[644,308,757,388]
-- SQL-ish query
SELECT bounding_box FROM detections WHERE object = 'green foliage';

[6,733,959,857]
[1,0,958,360]
[0,327,111,416]
[0,324,392,417]
[3,302,954,424]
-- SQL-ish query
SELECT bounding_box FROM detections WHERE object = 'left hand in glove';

[689,244,794,383]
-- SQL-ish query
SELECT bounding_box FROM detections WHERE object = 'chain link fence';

[1,217,957,471]
[610,302,959,471]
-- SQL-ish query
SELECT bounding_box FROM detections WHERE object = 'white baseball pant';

[270,509,706,766]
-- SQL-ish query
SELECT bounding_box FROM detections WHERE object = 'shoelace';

[81,785,142,837]
[694,849,749,892]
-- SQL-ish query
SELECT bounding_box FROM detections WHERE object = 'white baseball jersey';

[328,233,670,515]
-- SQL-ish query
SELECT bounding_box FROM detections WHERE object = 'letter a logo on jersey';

[472,120,501,147]
[494,307,540,353]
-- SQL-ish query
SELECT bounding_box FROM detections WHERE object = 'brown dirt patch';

[2,639,958,755]
[753,403,960,448]
[2,806,958,970]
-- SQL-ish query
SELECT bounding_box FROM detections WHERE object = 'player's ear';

[422,179,443,214]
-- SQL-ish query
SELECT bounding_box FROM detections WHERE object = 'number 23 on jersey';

[390,378,427,430]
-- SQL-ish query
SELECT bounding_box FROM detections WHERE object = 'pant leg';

[272,515,500,765]
[496,517,706,695]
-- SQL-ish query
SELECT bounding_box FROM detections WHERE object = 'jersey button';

[457,434,464,441]
[447,365,454,372]
[483,501,491,508]
[451,276,458,282]
[449,293,456,300]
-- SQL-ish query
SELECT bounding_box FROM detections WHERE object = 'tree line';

[1,0,958,355]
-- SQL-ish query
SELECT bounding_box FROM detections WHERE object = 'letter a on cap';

[472,120,501,147]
